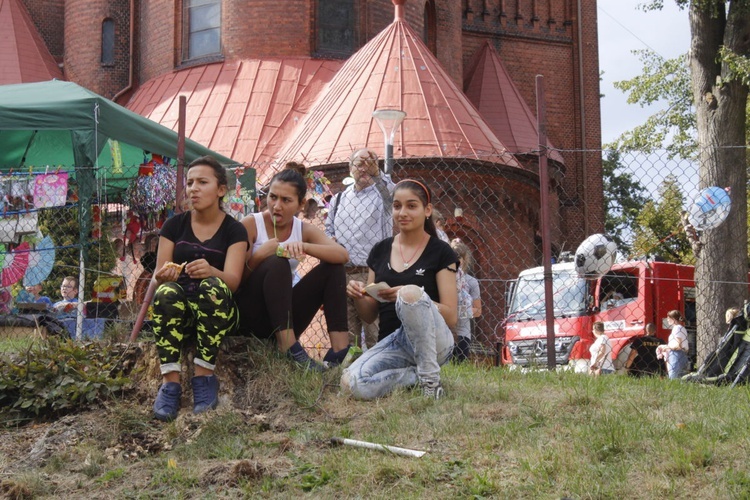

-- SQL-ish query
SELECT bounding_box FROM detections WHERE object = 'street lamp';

[372,109,406,174]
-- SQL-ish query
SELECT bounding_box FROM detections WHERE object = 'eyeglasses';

[61,285,74,289]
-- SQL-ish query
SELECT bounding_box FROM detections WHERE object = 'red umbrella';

[2,242,30,287]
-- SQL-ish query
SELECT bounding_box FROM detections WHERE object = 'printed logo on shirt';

[415,268,425,276]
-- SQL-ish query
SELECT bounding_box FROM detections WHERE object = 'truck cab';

[502,260,696,370]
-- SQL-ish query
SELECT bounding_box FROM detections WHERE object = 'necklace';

[398,232,428,269]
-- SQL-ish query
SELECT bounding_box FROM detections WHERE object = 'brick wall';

[224,0,311,58]
[138,0,175,83]
[460,0,602,248]
[22,0,65,60]
[63,0,130,98]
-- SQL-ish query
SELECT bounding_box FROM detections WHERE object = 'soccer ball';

[574,234,617,278]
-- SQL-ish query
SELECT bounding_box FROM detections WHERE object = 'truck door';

[596,269,642,355]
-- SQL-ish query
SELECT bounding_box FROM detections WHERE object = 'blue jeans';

[341,285,454,400]
[667,350,688,379]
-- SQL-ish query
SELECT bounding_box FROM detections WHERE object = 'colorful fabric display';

[33,172,68,208]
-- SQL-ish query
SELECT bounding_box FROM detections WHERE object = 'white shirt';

[589,335,614,372]
[252,212,303,285]
[325,175,395,266]
[668,324,689,351]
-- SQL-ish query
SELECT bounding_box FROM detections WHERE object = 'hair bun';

[284,161,307,176]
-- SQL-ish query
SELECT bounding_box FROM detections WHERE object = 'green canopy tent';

[0,80,254,196]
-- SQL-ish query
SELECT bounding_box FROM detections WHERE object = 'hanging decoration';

[33,171,68,208]
[688,186,731,231]
[92,205,102,239]
[125,154,176,230]
[0,174,39,242]
[109,139,123,175]
[303,170,333,219]
[1,241,30,287]
[23,235,55,287]
[226,165,256,221]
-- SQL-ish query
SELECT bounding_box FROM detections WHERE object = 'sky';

[597,1,691,145]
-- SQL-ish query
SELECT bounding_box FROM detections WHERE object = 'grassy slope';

[2,346,750,499]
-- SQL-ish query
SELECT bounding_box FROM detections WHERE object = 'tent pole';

[131,96,188,342]
[176,96,186,214]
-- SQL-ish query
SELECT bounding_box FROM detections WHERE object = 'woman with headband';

[341,179,458,399]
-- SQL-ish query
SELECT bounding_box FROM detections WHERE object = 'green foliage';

[602,150,647,252]
[631,175,694,263]
[719,46,750,87]
[607,50,695,159]
[0,338,131,425]
[38,207,118,298]
[297,464,334,492]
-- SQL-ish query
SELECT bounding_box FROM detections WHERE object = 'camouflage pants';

[153,277,239,374]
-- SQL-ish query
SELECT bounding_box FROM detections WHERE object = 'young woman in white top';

[235,163,350,370]
[657,310,690,379]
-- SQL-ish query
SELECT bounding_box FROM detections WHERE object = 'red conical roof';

[274,11,519,168]
[0,0,63,84]
[464,42,564,164]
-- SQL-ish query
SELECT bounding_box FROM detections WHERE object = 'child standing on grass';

[589,321,614,375]
[450,238,481,363]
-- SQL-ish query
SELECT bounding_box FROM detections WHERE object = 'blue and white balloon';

[688,186,731,230]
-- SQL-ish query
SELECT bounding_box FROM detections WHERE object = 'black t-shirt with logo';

[367,236,459,340]
[629,335,666,377]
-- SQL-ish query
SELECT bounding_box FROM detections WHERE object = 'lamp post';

[372,109,406,174]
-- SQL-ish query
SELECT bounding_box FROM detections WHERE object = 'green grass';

[3,351,750,498]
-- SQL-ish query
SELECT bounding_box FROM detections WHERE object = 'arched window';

[316,0,357,58]
[183,0,221,61]
[101,18,115,65]
[423,0,437,55]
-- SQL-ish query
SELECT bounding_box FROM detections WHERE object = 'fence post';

[536,75,556,371]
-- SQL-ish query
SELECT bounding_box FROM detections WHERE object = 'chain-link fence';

[1,149,747,380]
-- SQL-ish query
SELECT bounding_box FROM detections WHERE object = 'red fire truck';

[501,259,697,370]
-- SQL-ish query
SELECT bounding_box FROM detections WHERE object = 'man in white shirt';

[326,148,395,349]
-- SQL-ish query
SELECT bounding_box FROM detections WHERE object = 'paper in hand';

[364,282,390,303]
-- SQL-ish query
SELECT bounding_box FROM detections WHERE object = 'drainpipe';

[113,0,135,103]
[576,0,588,233]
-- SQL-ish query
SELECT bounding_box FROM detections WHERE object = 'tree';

[611,1,750,362]
[602,150,647,253]
[685,0,750,361]
[631,175,694,263]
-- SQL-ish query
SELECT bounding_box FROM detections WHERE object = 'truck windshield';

[509,271,587,320]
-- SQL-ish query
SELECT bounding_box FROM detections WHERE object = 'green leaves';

[0,338,132,425]
[630,175,694,263]
[607,50,696,159]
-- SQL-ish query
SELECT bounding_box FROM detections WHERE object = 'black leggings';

[235,256,347,339]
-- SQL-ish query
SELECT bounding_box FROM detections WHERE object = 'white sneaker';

[422,383,445,400]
